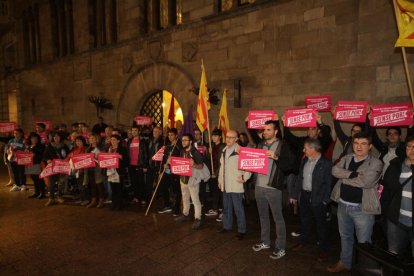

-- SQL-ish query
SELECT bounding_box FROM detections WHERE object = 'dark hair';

[304,138,322,153]
[168,128,178,135]
[182,133,194,142]
[15,128,24,135]
[53,131,64,141]
[212,129,222,137]
[36,123,46,130]
[74,135,86,145]
[264,120,279,131]
[386,127,402,136]
[407,135,414,144]
[28,132,41,145]
[352,132,372,144]
[111,134,122,141]
[194,129,202,134]
[351,123,364,132]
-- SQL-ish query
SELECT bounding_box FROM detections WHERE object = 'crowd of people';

[1,109,413,273]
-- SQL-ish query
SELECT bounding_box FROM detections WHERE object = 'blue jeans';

[338,201,374,268]
[387,219,414,256]
[223,192,246,234]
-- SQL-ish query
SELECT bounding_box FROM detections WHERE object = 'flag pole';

[201,59,215,174]
[393,0,414,107]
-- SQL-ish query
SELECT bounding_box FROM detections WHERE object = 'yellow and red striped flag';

[196,63,210,132]
[218,89,230,141]
[395,0,414,47]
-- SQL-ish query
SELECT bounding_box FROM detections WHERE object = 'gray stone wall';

[0,0,411,149]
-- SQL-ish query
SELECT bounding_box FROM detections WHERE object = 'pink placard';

[151,146,165,161]
[15,151,33,166]
[305,96,331,112]
[238,147,269,175]
[334,101,368,123]
[170,157,192,176]
[0,122,16,133]
[248,110,276,129]
[71,153,95,169]
[97,153,119,168]
[284,108,316,128]
[40,163,54,179]
[34,120,52,131]
[370,103,413,127]
[197,145,207,155]
[135,116,153,126]
[52,159,70,175]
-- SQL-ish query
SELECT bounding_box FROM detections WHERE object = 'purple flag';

[179,106,194,138]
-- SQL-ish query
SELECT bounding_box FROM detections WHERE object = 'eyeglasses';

[352,142,369,146]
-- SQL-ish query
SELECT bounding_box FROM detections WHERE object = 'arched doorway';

[117,61,196,128]
[140,90,184,129]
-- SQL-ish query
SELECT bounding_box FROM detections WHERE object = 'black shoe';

[217,228,231,233]
[28,193,40,198]
[37,193,45,199]
[236,232,246,240]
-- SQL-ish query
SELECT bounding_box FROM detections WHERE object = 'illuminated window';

[145,0,182,32]
[23,4,41,64]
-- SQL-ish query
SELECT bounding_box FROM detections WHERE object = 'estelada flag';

[218,90,230,140]
[196,63,210,132]
[395,0,414,47]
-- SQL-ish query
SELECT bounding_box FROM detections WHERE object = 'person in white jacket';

[217,130,252,240]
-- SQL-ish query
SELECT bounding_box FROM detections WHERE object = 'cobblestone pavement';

[0,163,350,275]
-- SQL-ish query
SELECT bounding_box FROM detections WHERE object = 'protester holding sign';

[158,128,183,215]
[107,134,128,211]
[147,126,164,200]
[217,130,251,239]
[26,132,46,199]
[6,129,27,192]
[174,133,205,230]
[251,120,295,260]
[84,134,105,208]
[67,136,88,205]
[43,132,70,206]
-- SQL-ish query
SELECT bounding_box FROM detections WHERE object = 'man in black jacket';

[251,120,295,260]
[289,138,332,262]
[127,126,149,206]
[147,126,164,204]
[381,136,414,258]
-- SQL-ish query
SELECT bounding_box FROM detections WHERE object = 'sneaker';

[104,199,112,204]
[175,214,191,222]
[205,209,218,216]
[56,197,65,204]
[172,213,180,217]
[20,185,28,191]
[270,248,286,260]
[131,198,139,204]
[158,207,172,214]
[192,219,201,230]
[80,200,89,206]
[140,200,146,207]
[291,231,301,237]
[45,199,56,207]
[252,242,271,252]
[9,185,21,192]
[216,213,223,222]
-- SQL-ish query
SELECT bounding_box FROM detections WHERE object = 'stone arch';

[117,61,197,127]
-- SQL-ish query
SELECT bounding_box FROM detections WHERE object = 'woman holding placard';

[26,132,46,199]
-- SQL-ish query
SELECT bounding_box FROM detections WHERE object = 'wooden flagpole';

[393,0,414,107]
[201,59,214,174]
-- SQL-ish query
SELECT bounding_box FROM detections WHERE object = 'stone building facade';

[0,0,410,135]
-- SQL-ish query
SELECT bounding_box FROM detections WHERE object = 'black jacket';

[162,140,183,167]
[43,142,70,161]
[127,137,149,169]
[148,136,165,170]
[381,157,414,232]
[253,139,295,190]
[283,124,333,174]
[108,146,128,176]
[293,155,332,206]
[29,143,45,164]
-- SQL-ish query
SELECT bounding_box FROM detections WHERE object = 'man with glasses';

[251,120,295,260]
[327,133,383,273]
[217,130,252,239]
